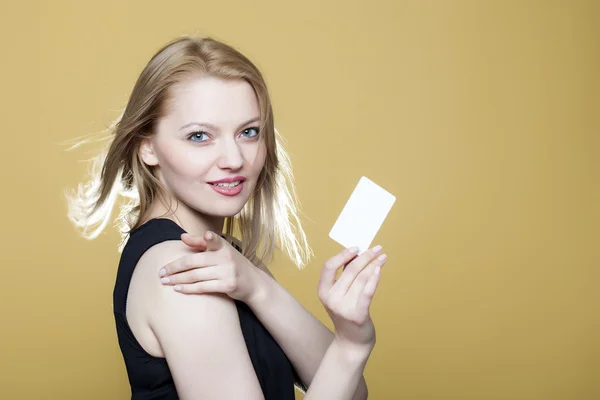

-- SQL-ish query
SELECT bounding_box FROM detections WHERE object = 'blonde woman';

[68,36,387,400]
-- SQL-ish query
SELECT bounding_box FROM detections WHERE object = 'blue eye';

[189,131,209,142]
[242,127,260,138]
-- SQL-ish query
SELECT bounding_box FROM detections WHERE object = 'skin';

[126,75,386,399]
[138,74,266,233]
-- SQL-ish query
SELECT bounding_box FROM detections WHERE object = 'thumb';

[181,233,208,249]
[204,231,225,252]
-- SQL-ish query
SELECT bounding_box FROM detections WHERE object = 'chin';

[195,199,248,218]
[208,206,246,218]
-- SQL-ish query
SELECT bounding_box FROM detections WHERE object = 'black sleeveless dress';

[113,218,298,399]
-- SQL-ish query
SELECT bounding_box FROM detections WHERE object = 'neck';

[145,194,225,236]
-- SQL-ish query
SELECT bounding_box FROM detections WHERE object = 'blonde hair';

[65,35,312,268]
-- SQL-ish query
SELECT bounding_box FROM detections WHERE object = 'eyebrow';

[179,117,261,132]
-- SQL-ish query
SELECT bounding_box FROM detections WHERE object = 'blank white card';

[329,176,396,254]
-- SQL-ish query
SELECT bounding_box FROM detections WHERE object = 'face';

[140,75,267,218]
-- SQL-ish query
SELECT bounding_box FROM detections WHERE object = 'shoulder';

[137,239,193,272]
[134,240,264,398]
[134,241,239,357]
[129,239,238,327]
[136,239,234,308]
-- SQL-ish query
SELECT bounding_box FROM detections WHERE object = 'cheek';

[155,140,213,178]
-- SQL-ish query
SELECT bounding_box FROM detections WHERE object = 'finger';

[204,231,226,252]
[173,280,228,294]
[318,247,359,298]
[160,266,220,285]
[181,233,208,249]
[332,245,383,295]
[159,251,220,277]
[355,266,382,318]
[345,254,387,301]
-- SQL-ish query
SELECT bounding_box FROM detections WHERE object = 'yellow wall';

[1,1,598,399]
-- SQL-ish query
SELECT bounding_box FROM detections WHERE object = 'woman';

[67,35,387,399]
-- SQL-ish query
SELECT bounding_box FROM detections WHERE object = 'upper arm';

[145,241,265,400]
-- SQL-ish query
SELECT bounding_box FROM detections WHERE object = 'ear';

[139,137,159,166]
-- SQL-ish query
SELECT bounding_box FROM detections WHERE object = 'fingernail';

[378,254,387,262]
[174,285,182,291]
[159,268,166,277]
[372,245,383,253]
[160,277,170,284]
[206,232,213,240]
[348,246,359,253]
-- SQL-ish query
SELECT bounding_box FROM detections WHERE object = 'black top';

[113,218,298,399]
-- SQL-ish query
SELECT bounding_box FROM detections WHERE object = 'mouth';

[209,180,243,188]
[208,177,246,197]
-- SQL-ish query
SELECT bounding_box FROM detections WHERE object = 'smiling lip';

[208,176,246,184]
[208,176,246,197]
[210,182,244,196]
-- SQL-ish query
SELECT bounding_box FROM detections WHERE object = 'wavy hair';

[65,35,312,268]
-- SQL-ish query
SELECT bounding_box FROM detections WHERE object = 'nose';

[216,138,244,171]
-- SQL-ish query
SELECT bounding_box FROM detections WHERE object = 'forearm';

[304,339,371,400]
[248,270,368,397]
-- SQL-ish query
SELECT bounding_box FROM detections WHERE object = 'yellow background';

[1,1,598,399]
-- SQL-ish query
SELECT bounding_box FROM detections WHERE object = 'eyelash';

[187,127,261,143]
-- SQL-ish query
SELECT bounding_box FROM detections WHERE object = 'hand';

[317,245,386,354]
[158,231,262,303]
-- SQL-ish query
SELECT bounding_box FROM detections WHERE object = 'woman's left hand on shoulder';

[158,232,263,303]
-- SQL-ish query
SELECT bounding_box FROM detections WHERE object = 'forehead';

[164,75,260,125]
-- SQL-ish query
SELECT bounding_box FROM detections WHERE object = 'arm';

[304,340,372,400]
[147,241,265,400]
[246,251,369,398]
[159,234,382,398]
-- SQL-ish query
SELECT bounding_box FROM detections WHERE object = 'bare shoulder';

[129,240,198,312]
[138,239,195,273]
[132,240,265,399]
[126,240,200,357]
[133,239,235,314]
